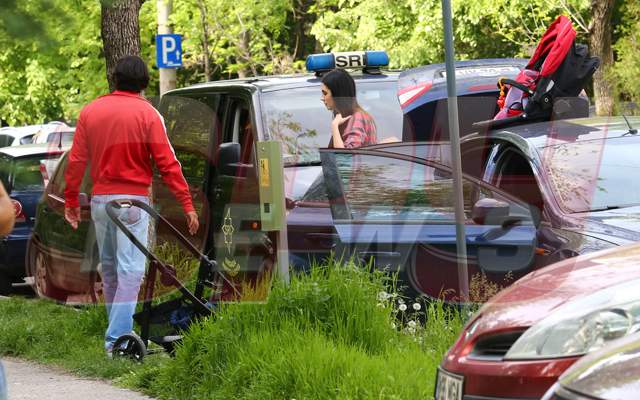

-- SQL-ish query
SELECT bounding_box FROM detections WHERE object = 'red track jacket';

[64,91,194,214]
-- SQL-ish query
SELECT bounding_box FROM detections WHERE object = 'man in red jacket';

[64,55,198,355]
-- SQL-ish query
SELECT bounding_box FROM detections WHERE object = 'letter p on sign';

[156,34,182,68]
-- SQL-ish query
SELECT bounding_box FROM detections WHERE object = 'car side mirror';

[217,142,241,177]
[472,198,509,225]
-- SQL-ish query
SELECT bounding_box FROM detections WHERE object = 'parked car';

[34,128,74,148]
[27,52,529,302]
[0,122,70,148]
[0,143,69,294]
[435,242,640,400]
[542,331,640,400]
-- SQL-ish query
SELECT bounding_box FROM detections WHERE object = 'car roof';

[0,143,71,158]
[0,126,42,138]
[353,117,640,160]
[167,70,401,95]
[485,116,640,150]
[398,58,528,112]
[0,122,71,138]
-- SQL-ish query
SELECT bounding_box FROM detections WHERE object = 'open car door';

[320,147,538,303]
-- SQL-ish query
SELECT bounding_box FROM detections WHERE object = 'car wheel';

[112,333,147,362]
[33,247,66,302]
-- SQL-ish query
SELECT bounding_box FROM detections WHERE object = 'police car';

[28,51,528,301]
[156,51,533,299]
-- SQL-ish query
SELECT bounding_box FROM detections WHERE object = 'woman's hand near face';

[331,113,351,129]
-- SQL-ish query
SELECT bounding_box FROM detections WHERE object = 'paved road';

[2,358,154,400]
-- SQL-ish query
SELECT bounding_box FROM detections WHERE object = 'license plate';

[434,367,463,400]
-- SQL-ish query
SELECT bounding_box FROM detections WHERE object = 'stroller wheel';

[113,333,147,362]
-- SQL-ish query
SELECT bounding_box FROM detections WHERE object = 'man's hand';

[65,207,81,230]
[186,211,199,235]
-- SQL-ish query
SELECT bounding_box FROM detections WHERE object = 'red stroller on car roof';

[481,15,600,128]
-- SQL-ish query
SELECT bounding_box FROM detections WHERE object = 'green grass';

[0,261,465,399]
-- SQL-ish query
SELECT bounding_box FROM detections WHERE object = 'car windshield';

[542,136,640,213]
[15,157,46,191]
[0,156,46,192]
[261,81,403,165]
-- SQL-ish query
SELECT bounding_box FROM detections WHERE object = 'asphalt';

[2,358,155,400]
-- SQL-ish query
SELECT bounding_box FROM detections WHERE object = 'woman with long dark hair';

[321,69,377,148]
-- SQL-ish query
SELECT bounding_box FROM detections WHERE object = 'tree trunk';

[589,0,615,116]
[101,0,144,91]
[292,0,316,59]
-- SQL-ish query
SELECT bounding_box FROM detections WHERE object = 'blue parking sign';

[156,34,182,68]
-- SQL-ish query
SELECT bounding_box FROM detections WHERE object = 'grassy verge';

[0,262,465,399]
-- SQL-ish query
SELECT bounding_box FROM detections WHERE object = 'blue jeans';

[91,194,149,350]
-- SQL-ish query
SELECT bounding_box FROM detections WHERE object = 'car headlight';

[504,279,640,360]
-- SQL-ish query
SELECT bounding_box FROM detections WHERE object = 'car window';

[324,151,532,223]
[19,134,34,145]
[228,99,255,164]
[543,135,640,213]
[324,153,468,221]
[403,94,500,142]
[159,94,221,180]
[0,135,14,147]
[12,157,44,191]
[262,81,403,165]
[46,131,74,146]
[50,153,68,197]
[49,153,91,198]
[494,148,544,213]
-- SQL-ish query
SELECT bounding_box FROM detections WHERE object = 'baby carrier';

[479,15,599,129]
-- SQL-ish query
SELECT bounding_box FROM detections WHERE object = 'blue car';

[0,143,68,294]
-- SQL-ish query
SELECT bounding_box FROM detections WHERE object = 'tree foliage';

[0,0,638,124]
[0,0,105,125]
[611,0,640,113]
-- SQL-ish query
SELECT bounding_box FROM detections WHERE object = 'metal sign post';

[157,0,178,95]
[441,0,470,306]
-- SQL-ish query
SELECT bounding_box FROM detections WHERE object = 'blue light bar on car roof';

[306,51,389,73]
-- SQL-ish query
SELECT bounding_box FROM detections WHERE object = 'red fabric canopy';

[526,15,576,78]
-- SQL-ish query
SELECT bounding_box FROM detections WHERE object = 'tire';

[113,333,147,362]
[31,243,66,302]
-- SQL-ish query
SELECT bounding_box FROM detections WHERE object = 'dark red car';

[436,243,640,400]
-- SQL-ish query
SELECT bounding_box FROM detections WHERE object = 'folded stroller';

[476,15,599,129]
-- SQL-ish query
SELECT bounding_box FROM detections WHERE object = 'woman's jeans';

[91,194,149,350]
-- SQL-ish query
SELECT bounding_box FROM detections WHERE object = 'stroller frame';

[104,198,239,361]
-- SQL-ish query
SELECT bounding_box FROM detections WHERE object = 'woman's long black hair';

[321,69,364,117]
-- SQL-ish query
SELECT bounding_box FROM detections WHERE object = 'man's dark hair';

[114,55,150,92]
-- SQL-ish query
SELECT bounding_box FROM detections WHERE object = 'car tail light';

[11,199,26,223]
